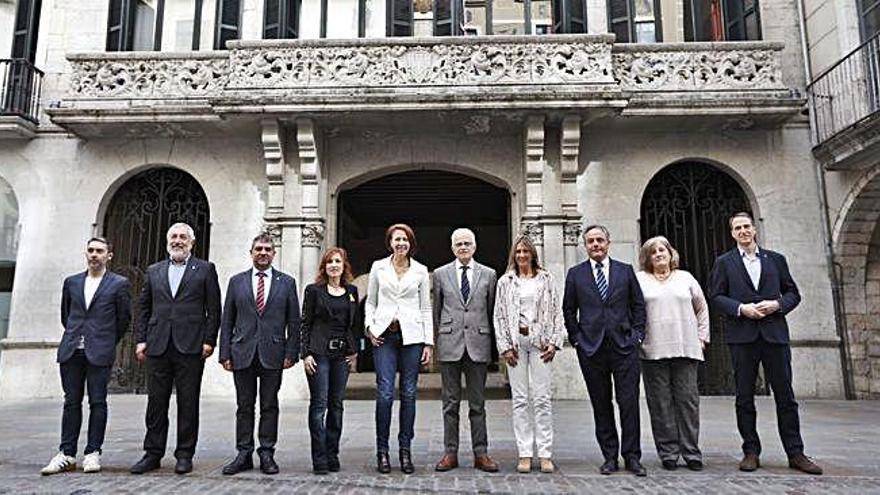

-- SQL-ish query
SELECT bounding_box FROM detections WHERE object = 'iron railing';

[0,59,44,124]
[808,33,880,145]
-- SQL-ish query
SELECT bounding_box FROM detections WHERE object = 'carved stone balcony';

[48,35,801,136]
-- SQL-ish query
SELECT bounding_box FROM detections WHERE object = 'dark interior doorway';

[639,161,752,395]
[337,169,511,374]
[103,167,211,393]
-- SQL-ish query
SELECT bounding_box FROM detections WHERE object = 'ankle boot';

[399,449,414,474]
[376,452,391,474]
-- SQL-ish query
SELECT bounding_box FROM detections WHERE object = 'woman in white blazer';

[365,223,433,474]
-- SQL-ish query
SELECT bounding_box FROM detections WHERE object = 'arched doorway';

[639,161,751,395]
[337,169,511,379]
[0,178,18,358]
[834,164,880,399]
[103,167,211,393]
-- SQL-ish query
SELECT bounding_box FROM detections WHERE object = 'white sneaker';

[83,452,102,473]
[40,452,76,475]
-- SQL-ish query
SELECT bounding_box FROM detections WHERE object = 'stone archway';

[639,160,752,395]
[834,165,880,399]
[102,167,211,393]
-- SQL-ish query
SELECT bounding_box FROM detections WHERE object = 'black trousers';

[233,353,283,455]
[143,345,205,459]
[59,350,111,456]
[729,337,804,457]
[576,339,642,462]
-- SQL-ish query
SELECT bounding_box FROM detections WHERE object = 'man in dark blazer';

[709,212,822,475]
[41,237,131,475]
[431,228,498,473]
[563,224,647,476]
[130,223,221,475]
[218,233,300,475]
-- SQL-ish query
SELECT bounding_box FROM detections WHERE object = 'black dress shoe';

[625,459,647,477]
[222,452,253,475]
[686,459,704,471]
[328,457,340,472]
[174,458,193,474]
[258,452,279,475]
[130,455,161,474]
[599,458,619,475]
[661,459,678,471]
[377,452,391,474]
[399,449,415,474]
[313,464,329,475]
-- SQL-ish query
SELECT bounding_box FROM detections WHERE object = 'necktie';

[461,265,470,302]
[256,272,266,315]
[595,262,608,302]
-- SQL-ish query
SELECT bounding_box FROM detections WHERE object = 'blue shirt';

[168,256,190,297]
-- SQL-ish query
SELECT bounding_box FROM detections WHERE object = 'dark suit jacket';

[708,247,801,344]
[300,283,361,358]
[218,268,301,370]
[136,257,222,356]
[59,271,131,366]
[563,258,646,357]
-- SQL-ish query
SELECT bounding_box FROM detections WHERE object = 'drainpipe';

[797,0,856,399]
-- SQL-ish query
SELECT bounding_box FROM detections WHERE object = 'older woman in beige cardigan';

[494,235,565,474]
[636,236,709,472]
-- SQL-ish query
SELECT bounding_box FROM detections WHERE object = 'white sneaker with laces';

[40,452,76,475]
[83,452,102,473]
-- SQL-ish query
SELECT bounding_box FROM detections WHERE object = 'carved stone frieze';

[520,221,544,246]
[613,45,784,92]
[563,223,582,246]
[301,223,325,248]
[69,55,230,98]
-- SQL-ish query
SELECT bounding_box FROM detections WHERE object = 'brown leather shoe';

[434,454,458,472]
[474,454,499,472]
[739,453,760,472]
[789,454,823,475]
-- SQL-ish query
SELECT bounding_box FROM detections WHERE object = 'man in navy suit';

[563,224,647,476]
[218,233,300,475]
[130,222,221,475]
[41,237,131,475]
[709,212,822,475]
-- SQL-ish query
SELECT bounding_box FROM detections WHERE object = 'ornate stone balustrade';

[613,42,786,93]
[53,37,798,134]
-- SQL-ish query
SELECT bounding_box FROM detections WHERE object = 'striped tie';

[595,262,608,302]
[256,272,266,315]
[461,265,470,302]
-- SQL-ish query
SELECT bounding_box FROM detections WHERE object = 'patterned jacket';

[493,269,565,355]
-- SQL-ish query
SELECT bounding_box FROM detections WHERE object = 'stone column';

[295,118,325,285]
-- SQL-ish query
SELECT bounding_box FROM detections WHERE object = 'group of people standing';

[41,212,823,478]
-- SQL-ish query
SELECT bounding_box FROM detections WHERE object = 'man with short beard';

[130,223,221,475]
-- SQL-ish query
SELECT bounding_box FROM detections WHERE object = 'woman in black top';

[301,247,361,474]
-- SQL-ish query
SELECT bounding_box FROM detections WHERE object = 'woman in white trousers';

[494,235,566,473]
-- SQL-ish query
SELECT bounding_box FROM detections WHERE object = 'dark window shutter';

[263,0,280,38]
[12,0,42,61]
[433,0,462,36]
[106,0,134,51]
[215,0,241,49]
[552,0,587,33]
[723,0,760,40]
[284,0,300,38]
[608,0,632,42]
[386,0,412,36]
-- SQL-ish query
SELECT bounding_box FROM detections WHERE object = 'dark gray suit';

[432,260,496,456]
[219,267,301,455]
[57,270,131,457]
[136,256,221,460]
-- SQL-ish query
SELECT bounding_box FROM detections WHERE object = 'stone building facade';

[0,0,848,400]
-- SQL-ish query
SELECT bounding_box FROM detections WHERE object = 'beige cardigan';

[493,270,565,354]
[636,270,709,361]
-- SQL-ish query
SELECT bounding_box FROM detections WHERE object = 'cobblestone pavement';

[1,396,878,494]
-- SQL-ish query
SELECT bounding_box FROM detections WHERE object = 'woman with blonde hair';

[493,235,565,473]
[636,236,709,471]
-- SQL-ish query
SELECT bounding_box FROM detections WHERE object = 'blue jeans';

[373,331,423,453]
[59,350,111,456]
[306,354,350,467]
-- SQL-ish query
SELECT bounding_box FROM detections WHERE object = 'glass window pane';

[531,0,552,34]
[133,0,157,50]
[492,0,526,35]
[633,0,653,17]
[162,0,197,51]
[744,11,760,39]
[635,21,655,41]
[464,0,487,34]
[327,0,359,37]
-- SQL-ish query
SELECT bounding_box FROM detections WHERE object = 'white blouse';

[636,270,710,361]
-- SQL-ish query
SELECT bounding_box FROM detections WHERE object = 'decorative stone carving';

[301,223,325,248]
[613,44,784,92]
[464,115,491,135]
[261,119,285,216]
[68,54,230,98]
[563,223,582,246]
[525,115,545,216]
[560,115,580,215]
[296,118,321,218]
[262,223,283,246]
[520,221,544,246]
